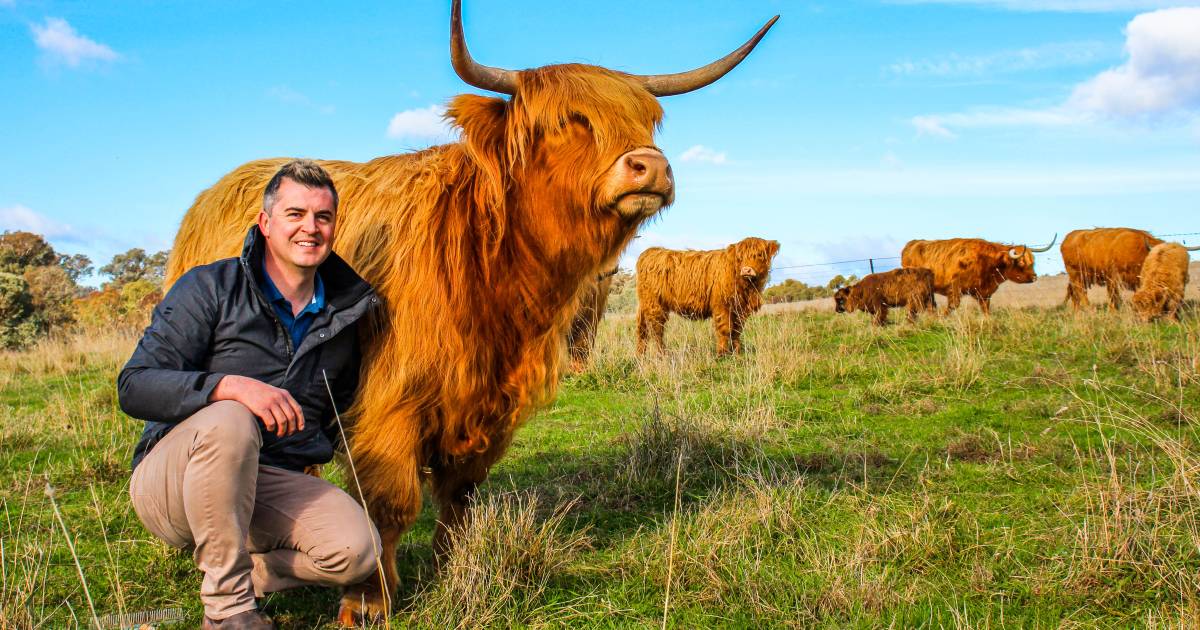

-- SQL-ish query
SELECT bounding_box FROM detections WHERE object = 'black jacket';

[120,226,378,471]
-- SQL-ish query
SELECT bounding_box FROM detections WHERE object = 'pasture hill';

[2,281,1199,627]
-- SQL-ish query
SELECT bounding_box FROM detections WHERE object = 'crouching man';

[119,160,381,629]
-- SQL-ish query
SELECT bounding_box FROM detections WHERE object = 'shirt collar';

[260,256,324,315]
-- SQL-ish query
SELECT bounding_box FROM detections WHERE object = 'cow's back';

[902,239,985,293]
[1061,228,1161,288]
[636,246,729,318]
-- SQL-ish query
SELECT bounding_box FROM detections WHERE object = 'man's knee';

[190,400,262,458]
[317,519,381,585]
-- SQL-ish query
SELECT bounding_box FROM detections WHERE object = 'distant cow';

[834,267,935,326]
[1131,242,1198,322]
[901,236,1055,315]
[636,237,780,355]
[1061,227,1163,311]
[566,265,619,371]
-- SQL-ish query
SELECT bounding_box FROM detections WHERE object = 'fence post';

[868,258,875,274]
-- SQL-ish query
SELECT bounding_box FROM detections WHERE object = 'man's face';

[258,177,336,273]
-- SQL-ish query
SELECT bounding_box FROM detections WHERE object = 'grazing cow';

[900,236,1055,315]
[636,237,780,355]
[163,2,777,623]
[833,267,935,326]
[1061,227,1164,311]
[565,264,619,371]
[1131,242,1198,322]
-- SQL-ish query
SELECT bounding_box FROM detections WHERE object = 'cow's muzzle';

[611,148,674,217]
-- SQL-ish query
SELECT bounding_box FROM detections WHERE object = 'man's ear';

[257,210,270,236]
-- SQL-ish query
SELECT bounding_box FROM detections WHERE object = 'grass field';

[2,300,1199,628]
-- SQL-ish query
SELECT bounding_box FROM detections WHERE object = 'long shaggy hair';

[834,267,934,326]
[901,237,1036,315]
[1061,227,1163,310]
[635,236,779,355]
[166,63,668,603]
[1131,242,1189,322]
[565,258,619,371]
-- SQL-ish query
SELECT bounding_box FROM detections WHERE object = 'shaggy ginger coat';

[636,237,779,355]
[1131,242,1190,322]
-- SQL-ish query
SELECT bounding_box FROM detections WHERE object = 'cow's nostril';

[627,156,647,175]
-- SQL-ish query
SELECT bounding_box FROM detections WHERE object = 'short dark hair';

[262,159,339,215]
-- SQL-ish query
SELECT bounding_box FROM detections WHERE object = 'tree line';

[0,230,167,349]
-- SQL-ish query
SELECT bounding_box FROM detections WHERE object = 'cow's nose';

[741,266,757,277]
[622,149,673,193]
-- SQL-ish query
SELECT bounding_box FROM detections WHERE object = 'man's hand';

[211,375,305,437]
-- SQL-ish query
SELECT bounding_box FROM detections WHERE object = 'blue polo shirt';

[259,260,325,351]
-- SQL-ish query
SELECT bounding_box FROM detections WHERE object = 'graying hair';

[262,159,339,215]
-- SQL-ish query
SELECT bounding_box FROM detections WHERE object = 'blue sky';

[2,0,1198,286]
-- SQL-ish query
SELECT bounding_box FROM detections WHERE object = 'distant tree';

[0,272,38,349]
[58,253,94,284]
[100,248,169,288]
[0,231,58,274]
[827,274,847,290]
[24,265,77,331]
[764,279,836,304]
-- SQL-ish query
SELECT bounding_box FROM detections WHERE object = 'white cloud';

[385,105,457,143]
[911,7,1200,136]
[888,41,1108,77]
[0,204,80,240]
[888,0,1195,12]
[30,17,118,67]
[1068,7,1200,117]
[679,145,728,164]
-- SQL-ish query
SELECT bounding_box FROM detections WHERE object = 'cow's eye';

[569,113,593,132]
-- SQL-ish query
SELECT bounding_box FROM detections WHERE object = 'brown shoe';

[202,610,276,629]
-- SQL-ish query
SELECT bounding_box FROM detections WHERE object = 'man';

[119,160,381,629]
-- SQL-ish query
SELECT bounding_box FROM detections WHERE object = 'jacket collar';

[240,225,374,311]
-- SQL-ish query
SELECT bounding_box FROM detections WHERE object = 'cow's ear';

[769,240,781,256]
[447,94,507,161]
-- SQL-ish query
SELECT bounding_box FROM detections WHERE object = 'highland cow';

[565,264,619,371]
[1061,227,1163,311]
[635,237,780,355]
[162,2,777,623]
[834,267,935,326]
[1131,242,1197,322]
[901,236,1055,315]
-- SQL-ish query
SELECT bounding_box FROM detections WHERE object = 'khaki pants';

[129,401,380,620]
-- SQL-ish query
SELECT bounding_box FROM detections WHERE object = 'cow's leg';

[337,428,424,625]
[1106,280,1123,311]
[977,295,992,316]
[729,312,746,353]
[943,289,962,316]
[713,306,734,356]
[429,436,510,567]
[637,306,667,355]
[872,306,888,326]
[1065,273,1088,310]
[907,303,919,323]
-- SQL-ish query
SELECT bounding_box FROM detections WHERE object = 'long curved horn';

[639,16,779,97]
[1028,233,1057,253]
[451,0,518,95]
[1184,243,1200,251]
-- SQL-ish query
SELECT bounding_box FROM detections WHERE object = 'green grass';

[2,306,1199,628]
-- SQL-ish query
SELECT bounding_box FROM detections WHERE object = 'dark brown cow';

[636,237,780,355]
[1061,227,1164,311]
[566,265,619,371]
[834,267,935,326]
[900,236,1055,315]
[164,3,777,623]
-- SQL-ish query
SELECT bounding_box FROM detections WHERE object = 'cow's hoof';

[337,596,386,627]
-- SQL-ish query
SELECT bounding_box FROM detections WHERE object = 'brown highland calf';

[636,237,780,355]
[834,267,935,326]
[1061,227,1163,311]
[1132,242,1197,322]
[162,2,777,623]
[901,235,1054,315]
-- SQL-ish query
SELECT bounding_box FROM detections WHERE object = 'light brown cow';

[163,2,777,623]
[1131,242,1198,322]
[900,236,1055,315]
[833,267,935,326]
[636,237,780,355]
[1061,227,1164,311]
